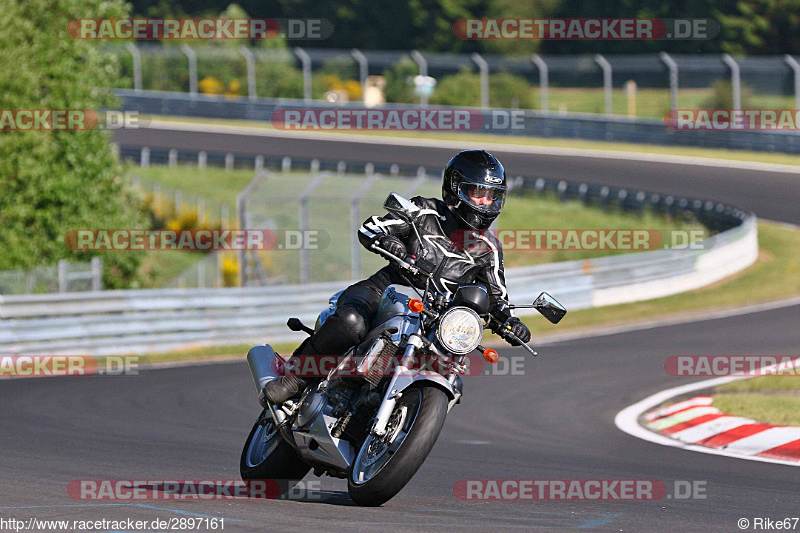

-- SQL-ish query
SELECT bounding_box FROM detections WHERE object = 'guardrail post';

[471,53,490,109]
[255,155,264,173]
[180,44,198,97]
[90,257,102,291]
[659,52,679,111]
[168,148,178,167]
[282,156,292,173]
[58,260,68,293]
[198,151,207,169]
[351,48,368,101]
[410,50,428,107]
[594,54,613,115]
[294,47,312,103]
[299,173,328,284]
[239,46,257,101]
[140,147,150,168]
[225,152,234,171]
[310,159,320,173]
[785,55,800,110]
[350,173,381,279]
[337,161,346,175]
[531,54,549,113]
[721,54,741,109]
[125,43,142,93]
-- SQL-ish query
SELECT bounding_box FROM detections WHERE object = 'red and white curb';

[615,354,800,467]
[642,395,800,463]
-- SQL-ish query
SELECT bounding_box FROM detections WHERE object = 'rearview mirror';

[383,193,420,220]
[533,292,567,324]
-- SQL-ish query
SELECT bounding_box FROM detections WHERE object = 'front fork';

[369,333,426,437]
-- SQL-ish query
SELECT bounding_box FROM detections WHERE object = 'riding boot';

[261,337,319,405]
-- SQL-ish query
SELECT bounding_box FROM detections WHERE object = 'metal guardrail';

[116,90,800,154]
[0,176,757,355]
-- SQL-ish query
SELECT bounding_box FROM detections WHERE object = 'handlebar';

[370,242,422,277]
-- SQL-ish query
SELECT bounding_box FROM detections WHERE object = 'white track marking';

[724,427,800,456]
[669,416,754,443]
[147,120,800,174]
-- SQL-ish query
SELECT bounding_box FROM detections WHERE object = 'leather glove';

[502,317,531,346]
[377,235,407,259]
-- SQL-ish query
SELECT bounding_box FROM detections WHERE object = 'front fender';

[392,369,457,401]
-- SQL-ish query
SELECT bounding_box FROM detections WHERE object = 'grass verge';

[711,394,800,426]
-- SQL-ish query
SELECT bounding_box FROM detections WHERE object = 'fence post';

[180,44,198,97]
[58,260,68,293]
[90,257,102,291]
[298,173,328,284]
[531,54,549,113]
[125,43,142,93]
[237,172,269,287]
[659,52,679,111]
[350,173,380,280]
[721,54,741,109]
[785,55,800,111]
[239,46,257,100]
[294,47,312,103]
[594,54,613,115]
[174,189,182,216]
[471,53,490,109]
[351,48,368,101]
[410,50,428,107]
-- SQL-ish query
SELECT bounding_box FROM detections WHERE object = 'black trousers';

[306,268,394,355]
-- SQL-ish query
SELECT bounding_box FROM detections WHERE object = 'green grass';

[712,394,800,426]
[149,117,800,167]
[137,250,206,289]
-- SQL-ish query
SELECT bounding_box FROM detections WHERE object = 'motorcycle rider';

[263,149,531,404]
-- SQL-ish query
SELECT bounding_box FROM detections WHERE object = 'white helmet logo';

[485,176,503,184]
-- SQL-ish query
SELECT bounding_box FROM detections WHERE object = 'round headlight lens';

[436,307,483,355]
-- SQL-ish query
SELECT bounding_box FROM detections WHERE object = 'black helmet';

[442,150,507,230]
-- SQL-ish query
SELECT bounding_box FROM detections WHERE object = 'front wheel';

[348,385,449,506]
[240,410,310,495]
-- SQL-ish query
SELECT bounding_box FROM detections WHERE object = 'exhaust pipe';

[246,345,282,396]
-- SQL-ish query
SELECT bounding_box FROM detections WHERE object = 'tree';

[0,0,148,288]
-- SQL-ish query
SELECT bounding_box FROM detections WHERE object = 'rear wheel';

[240,410,310,495]
[348,386,448,506]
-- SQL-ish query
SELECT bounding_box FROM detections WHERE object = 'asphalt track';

[0,304,798,532]
[1,128,794,531]
[113,125,800,224]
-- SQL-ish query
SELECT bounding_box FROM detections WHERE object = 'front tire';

[348,386,449,506]
[240,410,310,495]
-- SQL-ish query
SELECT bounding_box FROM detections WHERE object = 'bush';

[702,80,753,109]
[431,69,536,109]
[383,57,419,104]
[0,0,148,289]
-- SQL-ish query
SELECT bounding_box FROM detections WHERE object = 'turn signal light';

[483,348,499,364]
[408,299,424,313]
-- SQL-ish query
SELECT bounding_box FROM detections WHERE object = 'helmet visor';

[458,183,506,214]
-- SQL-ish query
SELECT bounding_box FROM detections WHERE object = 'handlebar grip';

[501,327,538,357]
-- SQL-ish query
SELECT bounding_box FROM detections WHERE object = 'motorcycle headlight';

[436,307,483,355]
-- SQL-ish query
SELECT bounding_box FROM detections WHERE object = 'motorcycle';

[240,193,567,506]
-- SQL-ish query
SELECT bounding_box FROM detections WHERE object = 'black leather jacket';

[357,196,509,307]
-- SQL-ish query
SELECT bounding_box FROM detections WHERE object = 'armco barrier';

[0,212,757,356]
[116,89,800,154]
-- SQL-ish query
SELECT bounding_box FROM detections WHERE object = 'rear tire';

[240,410,310,495]
[348,386,448,506]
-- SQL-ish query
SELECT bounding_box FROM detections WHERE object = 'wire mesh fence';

[0,258,102,295]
